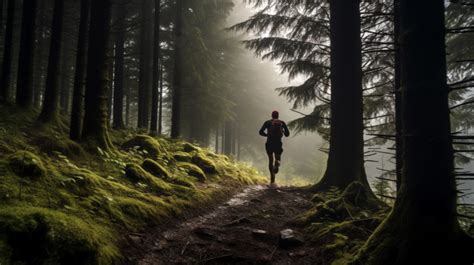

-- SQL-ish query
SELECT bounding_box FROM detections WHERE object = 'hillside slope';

[0,105,265,264]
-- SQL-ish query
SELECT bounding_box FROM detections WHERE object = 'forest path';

[128,185,318,264]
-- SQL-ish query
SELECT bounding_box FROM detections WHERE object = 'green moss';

[173,151,192,162]
[142,159,171,178]
[115,197,168,227]
[143,159,194,188]
[122,135,166,158]
[0,206,119,265]
[8,151,46,179]
[298,182,389,265]
[340,182,381,210]
[178,162,207,182]
[182,142,201,153]
[61,169,100,197]
[0,104,267,265]
[331,253,356,265]
[125,164,172,195]
[191,152,217,174]
[32,135,86,157]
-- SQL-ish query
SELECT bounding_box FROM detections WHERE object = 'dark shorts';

[265,141,283,155]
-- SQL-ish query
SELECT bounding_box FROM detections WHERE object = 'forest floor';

[125,185,325,265]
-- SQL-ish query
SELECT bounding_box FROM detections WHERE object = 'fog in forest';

[222,2,327,186]
[0,0,472,263]
[225,2,474,204]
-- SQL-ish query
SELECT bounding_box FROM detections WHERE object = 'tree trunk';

[0,0,3,44]
[70,0,90,140]
[158,64,164,134]
[352,1,474,264]
[393,0,402,191]
[59,48,71,112]
[125,78,130,127]
[112,0,126,130]
[314,0,371,193]
[224,122,232,155]
[16,0,37,108]
[150,0,161,134]
[170,0,183,138]
[221,123,225,154]
[137,0,153,129]
[107,41,114,121]
[0,0,15,101]
[33,0,48,108]
[81,0,113,150]
[231,125,236,155]
[215,126,219,153]
[237,124,241,160]
[38,0,64,123]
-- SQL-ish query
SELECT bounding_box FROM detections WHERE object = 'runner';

[259,110,290,186]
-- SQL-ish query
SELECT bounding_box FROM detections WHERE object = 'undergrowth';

[296,183,389,265]
[0,104,265,264]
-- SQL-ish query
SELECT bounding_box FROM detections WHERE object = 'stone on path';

[194,227,217,241]
[279,229,304,248]
[251,229,268,238]
[225,217,251,227]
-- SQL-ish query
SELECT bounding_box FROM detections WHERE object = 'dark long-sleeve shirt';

[259,119,290,142]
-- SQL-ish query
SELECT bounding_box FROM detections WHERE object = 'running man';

[259,110,290,185]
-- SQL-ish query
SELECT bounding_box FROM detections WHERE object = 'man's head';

[272,110,279,119]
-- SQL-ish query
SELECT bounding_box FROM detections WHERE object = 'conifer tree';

[16,0,38,108]
[70,0,90,140]
[0,0,15,102]
[81,0,114,150]
[352,1,474,263]
[39,0,65,123]
[112,0,128,130]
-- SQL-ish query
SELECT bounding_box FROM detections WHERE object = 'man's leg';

[267,152,275,184]
[274,144,283,174]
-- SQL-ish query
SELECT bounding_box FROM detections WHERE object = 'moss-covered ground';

[295,183,389,264]
[0,104,265,265]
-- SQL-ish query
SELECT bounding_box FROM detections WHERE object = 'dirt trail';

[127,185,318,265]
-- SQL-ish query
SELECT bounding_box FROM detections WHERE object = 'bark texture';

[38,0,65,122]
[70,0,90,140]
[16,0,37,107]
[314,0,371,192]
[352,1,474,264]
[81,0,113,150]
[0,0,15,101]
[112,0,127,130]
[171,0,183,138]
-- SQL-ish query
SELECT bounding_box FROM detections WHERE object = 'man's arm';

[282,122,290,137]
[259,121,268,137]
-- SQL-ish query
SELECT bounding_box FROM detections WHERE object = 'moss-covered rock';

[125,164,171,194]
[62,169,99,197]
[0,206,119,265]
[8,151,46,179]
[178,162,206,182]
[191,153,217,174]
[0,104,267,265]
[142,159,171,178]
[116,197,165,226]
[173,151,192,162]
[122,135,165,158]
[32,136,85,157]
[182,142,201,153]
[142,159,194,188]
